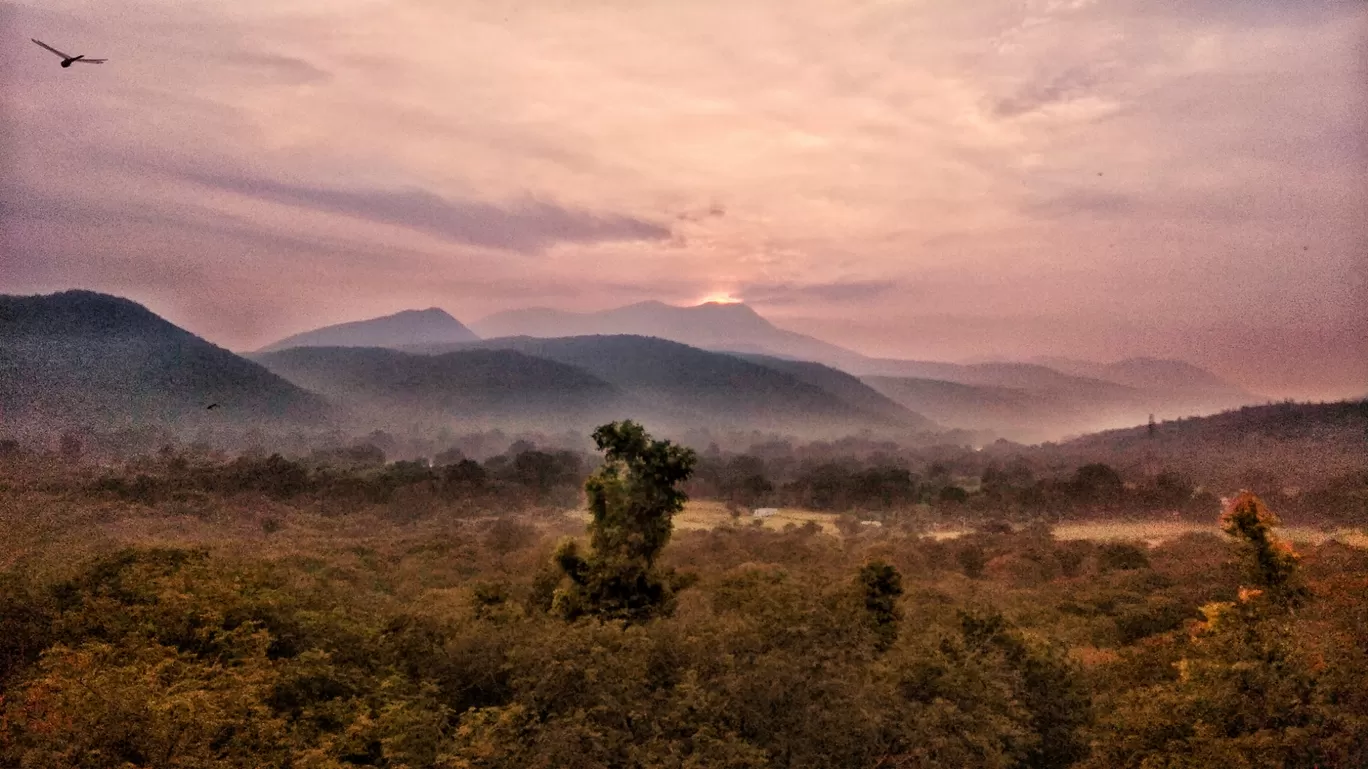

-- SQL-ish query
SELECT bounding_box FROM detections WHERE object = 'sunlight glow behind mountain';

[697,293,743,306]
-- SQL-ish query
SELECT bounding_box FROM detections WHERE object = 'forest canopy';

[1,422,1366,768]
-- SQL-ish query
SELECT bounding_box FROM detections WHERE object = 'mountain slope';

[855,357,1139,395]
[253,346,629,429]
[1033,400,1368,489]
[862,376,1100,444]
[1068,399,1368,449]
[0,290,329,430]
[729,353,938,432]
[472,301,866,367]
[1031,356,1251,398]
[412,335,913,435]
[259,308,478,352]
[470,301,1261,435]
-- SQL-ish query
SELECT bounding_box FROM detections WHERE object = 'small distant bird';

[205,403,220,411]
[31,38,106,67]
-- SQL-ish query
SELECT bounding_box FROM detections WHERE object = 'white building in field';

[752,508,779,518]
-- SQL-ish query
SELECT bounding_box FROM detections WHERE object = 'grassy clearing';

[1055,521,1368,548]
[926,520,1368,548]
[567,499,843,534]
[684,504,1368,549]
[676,500,842,533]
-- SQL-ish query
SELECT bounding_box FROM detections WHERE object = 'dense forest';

[1,421,1366,767]
[12,399,1362,529]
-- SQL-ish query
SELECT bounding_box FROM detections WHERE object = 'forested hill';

[1010,399,1368,490]
[258,308,478,352]
[410,334,934,436]
[1068,400,1367,448]
[0,290,330,431]
[254,346,632,430]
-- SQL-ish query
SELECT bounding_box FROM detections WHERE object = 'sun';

[698,291,742,305]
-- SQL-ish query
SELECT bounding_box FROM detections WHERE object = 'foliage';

[1,441,1366,768]
[1220,491,1304,605]
[551,421,698,622]
[857,560,904,651]
[1086,493,1368,767]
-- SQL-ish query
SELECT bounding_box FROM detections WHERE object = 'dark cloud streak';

[176,171,671,253]
[741,279,898,305]
[216,51,332,85]
[993,65,1108,118]
[0,190,438,271]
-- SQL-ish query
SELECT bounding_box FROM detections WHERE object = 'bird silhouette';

[31,39,106,67]
[205,403,220,411]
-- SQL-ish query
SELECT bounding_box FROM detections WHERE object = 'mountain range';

[469,300,864,367]
[1028,356,1250,397]
[2,291,935,441]
[253,346,630,432]
[861,377,1087,444]
[3,290,1264,445]
[265,300,1254,422]
[861,361,1255,443]
[464,300,1255,439]
[407,335,936,435]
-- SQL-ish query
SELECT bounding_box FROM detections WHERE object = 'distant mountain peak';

[1024,355,1249,397]
[693,300,762,316]
[259,306,478,352]
[471,298,861,368]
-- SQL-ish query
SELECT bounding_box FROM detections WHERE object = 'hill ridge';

[471,300,864,367]
[253,345,631,431]
[1,290,330,431]
[259,307,478,353]
[407,333,931,436]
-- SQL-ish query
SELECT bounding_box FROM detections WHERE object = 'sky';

[1,0,1365,399]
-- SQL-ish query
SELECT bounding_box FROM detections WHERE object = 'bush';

[1098,542,1150,572]
[957,542,988,579]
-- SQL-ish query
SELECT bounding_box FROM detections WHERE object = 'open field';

[928,520,1368,548]
[569,499,845,534]
[575,501,1368,548]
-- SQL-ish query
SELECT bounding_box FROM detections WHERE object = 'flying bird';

[31,38,106,67]
[205,403,220,411]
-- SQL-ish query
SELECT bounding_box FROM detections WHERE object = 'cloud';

[676,202,727,222]
[741,279,899,305]
[2,0,1365,397]
[216,51,332,85]
[992,65,1109,117]
[1022,189,1136,219]
[1,189,434,270]
[1111,0,1351,27]
[174,171,672,253]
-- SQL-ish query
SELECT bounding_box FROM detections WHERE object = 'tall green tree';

[552,421,697,622]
